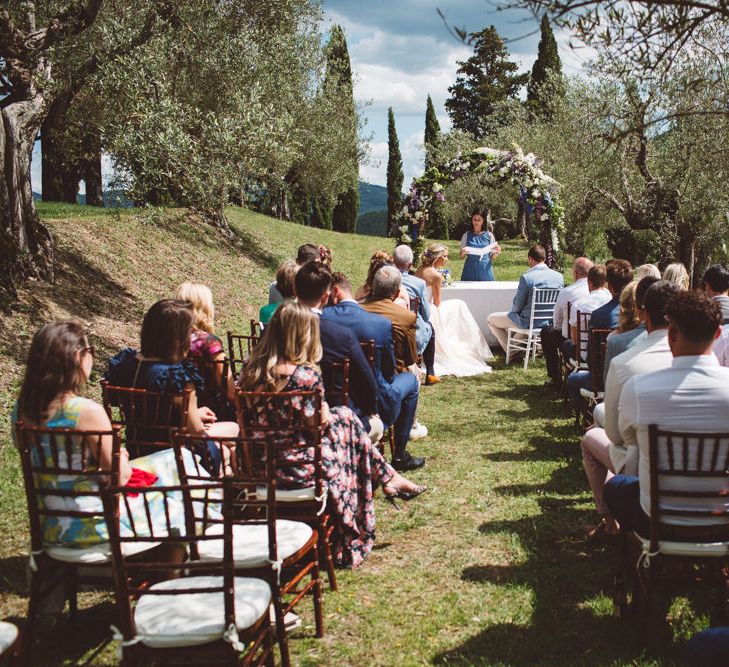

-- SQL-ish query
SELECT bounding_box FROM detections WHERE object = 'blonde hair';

[663,262,690,289]
[276,260,299,299]
[239,301,322,390]
[420,243,448,268]
[635,264,661,281]
[174,281,215,333]
[617,280,640,333]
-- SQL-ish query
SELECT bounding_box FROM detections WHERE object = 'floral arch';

[395,145,565,269]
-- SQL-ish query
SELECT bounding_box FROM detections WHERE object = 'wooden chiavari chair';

[174,432,323,666]
[614,426,729,632]
[194,357,233,419]
[102,480,275,665]
[226,332,261,381]
[319,358,350,408]
[234,389,338,592]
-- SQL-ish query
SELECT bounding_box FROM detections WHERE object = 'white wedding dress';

[426,286,493,376]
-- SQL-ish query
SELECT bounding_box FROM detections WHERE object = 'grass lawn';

[0,205,710,665]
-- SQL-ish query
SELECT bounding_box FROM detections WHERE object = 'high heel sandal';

[382,484,428,511]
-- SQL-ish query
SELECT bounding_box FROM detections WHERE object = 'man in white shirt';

[713,324,729,366]
[541,257,592,387]
[702,263,729,324]
[580,281,679,539]
[603,291,729,536]
[564,264,610,363]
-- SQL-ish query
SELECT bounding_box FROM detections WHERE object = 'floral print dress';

[251,365,396,569]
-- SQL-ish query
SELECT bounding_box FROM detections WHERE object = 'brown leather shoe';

[425,374,440,385]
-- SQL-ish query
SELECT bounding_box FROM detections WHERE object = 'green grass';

[0,204,708,665]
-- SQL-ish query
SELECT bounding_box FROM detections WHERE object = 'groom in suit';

[294,262,383,444]
[324,272,424,471]
[487,244,564,352]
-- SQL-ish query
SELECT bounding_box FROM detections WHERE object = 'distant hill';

[32,190,133,207]
[357,209,387,237]
[358,181,387,215]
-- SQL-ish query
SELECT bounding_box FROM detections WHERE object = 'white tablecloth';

[440,281,519,346]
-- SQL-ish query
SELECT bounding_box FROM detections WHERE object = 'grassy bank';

[0,205,700,665]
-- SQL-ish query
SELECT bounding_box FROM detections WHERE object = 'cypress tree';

[424,95,447,239]
[445,26,528,139]
[326,25,359,233]
[386,107,404,236]
[527,15,562,118]
[311,196,333,229]
[423,94,441,170]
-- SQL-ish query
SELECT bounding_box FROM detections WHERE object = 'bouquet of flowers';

[438,268,453,287]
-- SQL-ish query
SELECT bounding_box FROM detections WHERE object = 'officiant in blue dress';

[459,210,501,281]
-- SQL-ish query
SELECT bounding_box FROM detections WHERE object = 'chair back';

[226,332,261,380]
[587,328,611,393]
[360,339,376,371]
[16,421,123,553]
[102,480,236,642]
[409,295,421,315]
[234,389,325,511]
[528,287,561,330]
[102,382,190,458]
[174,432,279,560]
[250,319,263,337]
[647,425,729,550]
[319,358,350,407]
[193,357,230,417]
[575,311,592,364]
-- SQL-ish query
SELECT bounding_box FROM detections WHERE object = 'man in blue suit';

[294,262,383,443]
[487,244,564,352]
[323,272,425,472]
[393,244,438,384]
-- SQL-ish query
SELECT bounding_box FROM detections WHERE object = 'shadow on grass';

[0,554,29,596]
[431,497,683,666]
[0,244,143,368]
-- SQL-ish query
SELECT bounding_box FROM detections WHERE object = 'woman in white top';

[415,243,493,377]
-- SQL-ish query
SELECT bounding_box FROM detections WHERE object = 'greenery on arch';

[395,145,565,268]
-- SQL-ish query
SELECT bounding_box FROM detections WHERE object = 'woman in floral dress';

[238,301,426,568]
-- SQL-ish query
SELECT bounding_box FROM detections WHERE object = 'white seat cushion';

[255,485,316,502]
[0,621,19,654]
[134,576,271,648]
[636,534,729,557]
[198,520,313,567]
[46,540,158,565]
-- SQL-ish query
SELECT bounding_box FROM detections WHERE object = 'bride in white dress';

[415,243,493,377]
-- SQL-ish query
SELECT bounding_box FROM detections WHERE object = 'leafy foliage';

[526,15,563,119]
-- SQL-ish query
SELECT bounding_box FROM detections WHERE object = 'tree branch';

[594,185,626,214]
[25,0,105,52]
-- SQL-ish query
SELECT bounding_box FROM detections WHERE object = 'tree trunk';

[83,150,104,207]
[0,102,55,307]
[517,197,528,240]
[41,90,79,203]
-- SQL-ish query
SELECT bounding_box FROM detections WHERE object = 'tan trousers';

[487,311,516,352]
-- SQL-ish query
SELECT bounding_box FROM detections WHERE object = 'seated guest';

[564,263,610,363]
[260,260,298,324]
[13,321,190,553]
[589,258,633,330]
[713,324,729,366]
[662,261,690,289]
[392,244,437,383]
[174,281,234,404]
[685,627,729,666]
[295,261,383,443]
[238,300,426,568]
[487,245,564,353]
[356,251,410,309]
[268,244,328,304]
[362,266,418,374]
[581,281,678,539]
[604,291,729,537]
[635,264,661,280]
[105,299,239,468]
[541,257,592,387]
[601,276,659,388]
[702,263,729,324]
[325,272,424,472]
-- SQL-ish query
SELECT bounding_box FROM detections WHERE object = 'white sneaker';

[409,421,428,440]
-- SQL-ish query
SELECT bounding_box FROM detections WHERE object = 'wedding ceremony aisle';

[0,206,699,665]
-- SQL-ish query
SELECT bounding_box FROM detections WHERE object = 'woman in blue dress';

[459,210,501,281]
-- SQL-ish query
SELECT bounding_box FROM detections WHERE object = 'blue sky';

[322,0,590,187]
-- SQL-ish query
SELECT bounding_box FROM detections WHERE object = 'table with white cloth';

[439,281,519,347]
